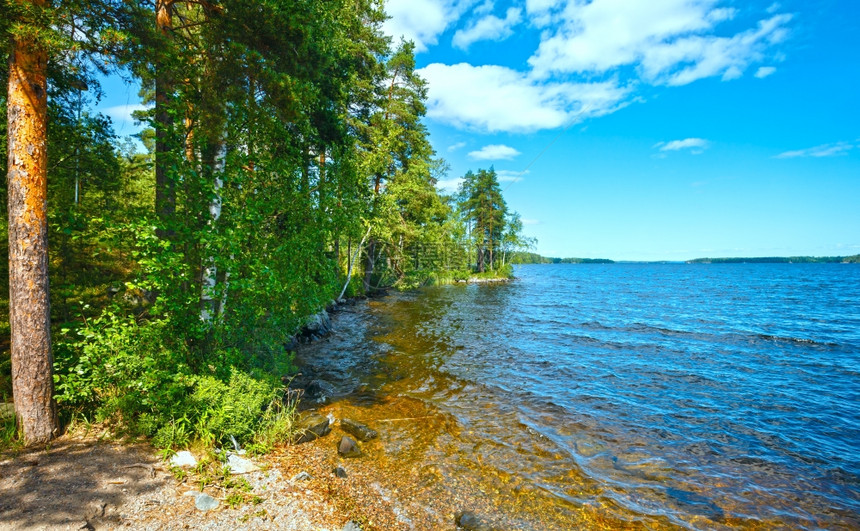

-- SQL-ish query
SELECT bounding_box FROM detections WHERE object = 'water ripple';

[298,263,860,529]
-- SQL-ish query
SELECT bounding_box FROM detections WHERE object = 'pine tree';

[460,168,507,272]
[5,0,58,444]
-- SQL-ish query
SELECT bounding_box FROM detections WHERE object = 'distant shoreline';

[686,255,860,264]
[510,252,860,265]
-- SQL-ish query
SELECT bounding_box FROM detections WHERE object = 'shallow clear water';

[298,264,860,529]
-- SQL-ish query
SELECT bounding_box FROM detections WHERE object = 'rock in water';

[195,493,219,512]
[337,436,361,458]
[340,418,378,442]
[333,467,348,478]
[291,471,312,482]
[293,412,331,444]
[456,511,496,531]
[302,310,332,337]
[304,379,337,404]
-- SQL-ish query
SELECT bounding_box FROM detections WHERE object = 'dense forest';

[0,0,532,448]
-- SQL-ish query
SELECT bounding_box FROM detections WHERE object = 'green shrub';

[54,313,195,435]
[190,368,279,446]
[54,309,295,450]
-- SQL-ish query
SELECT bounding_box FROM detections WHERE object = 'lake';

[296,263,860,529]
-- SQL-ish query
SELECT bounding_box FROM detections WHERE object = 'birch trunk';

[200,140,225,322]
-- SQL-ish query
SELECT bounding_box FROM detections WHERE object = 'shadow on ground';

[0,436,167,530]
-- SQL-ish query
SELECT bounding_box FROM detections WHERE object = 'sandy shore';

[0,429,420,531]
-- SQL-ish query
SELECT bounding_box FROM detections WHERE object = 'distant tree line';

[509,252,614,264]
[687,255,860,264]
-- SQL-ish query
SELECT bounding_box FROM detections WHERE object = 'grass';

[0,415,24,454]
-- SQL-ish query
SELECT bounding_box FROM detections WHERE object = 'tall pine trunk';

[155,0,175,237]
[6,0,59,444]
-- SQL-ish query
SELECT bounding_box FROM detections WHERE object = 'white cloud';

[775,142,855,159]
[473,0,494,16]
[521,218,540,226]
[383,0,480,52]
[707,7,737,23]
[448,141,467,151]
[398,0,793,134]
[755,66,776,78]
[525,0,562,26]
[453,7,522,49]
[436,177,465,192]
[497,169,528,182]
[468,144,521,160]
[644,14,793,86]
[527,0,792,87]
[656,138,710,153]
[102,103,151,130]
[418,62,631,133]
[530,0,724,76]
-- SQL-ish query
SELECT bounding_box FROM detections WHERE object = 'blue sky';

[96,0,859,261]
[386,0,859,260]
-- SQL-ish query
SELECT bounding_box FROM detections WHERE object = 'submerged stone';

[333,466,348,478]
[293,412,331,444]
[337,436,361,458]
[340,418,378,442]
[456,511,496,531]
[304,379,337,404]
[291,471,312,482]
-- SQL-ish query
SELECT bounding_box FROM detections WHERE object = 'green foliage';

[455,167,519,272]
[497,263,514,278]
[0,415,23,453]
[246,394,299,455]
[54,312,193,433]
[189,369,279,446]
[509,252,553,264]
[53,306,294,450]
[394,269,438,290]
[469,264,513,280]
[153,416,192,450]
[169,465,188,482]
[0,350,10,403]
[2,0,538,457]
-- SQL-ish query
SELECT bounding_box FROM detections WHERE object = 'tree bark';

[155,0,176,237]
[200,138,225,322]
[6,2,59,444]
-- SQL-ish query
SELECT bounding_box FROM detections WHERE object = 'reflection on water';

[297,264,860,529]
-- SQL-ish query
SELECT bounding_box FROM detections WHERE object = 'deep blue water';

[300,263,860,528]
